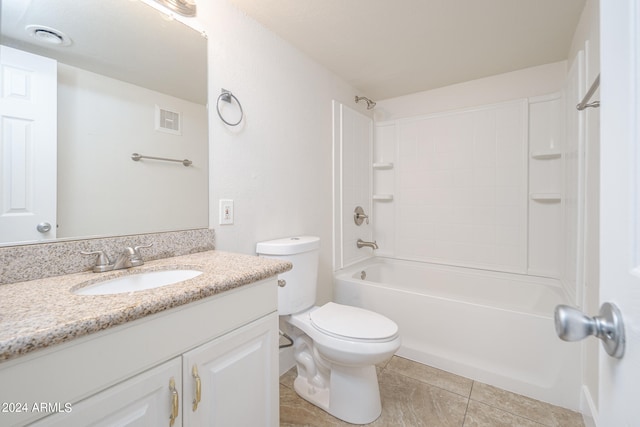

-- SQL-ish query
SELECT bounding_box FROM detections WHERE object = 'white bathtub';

[334,257,581,410]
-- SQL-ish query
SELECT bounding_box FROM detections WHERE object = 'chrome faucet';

[357,239,379,250]
[112,244,151,269]
[82,243,153,272]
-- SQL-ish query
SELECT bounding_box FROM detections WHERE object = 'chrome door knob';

[554,305,595,341]
[554,303,625,359]
[36,222,52,233]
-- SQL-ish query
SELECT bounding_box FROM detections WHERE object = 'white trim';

[580,384,598,427]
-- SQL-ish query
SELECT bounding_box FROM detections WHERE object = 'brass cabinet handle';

[192,365,202,411]
[169,377,179,426]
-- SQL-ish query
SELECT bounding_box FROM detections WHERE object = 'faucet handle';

[134,243,153,251]
[354,206,370,226]
[133,243,153,256]
[81,250,112,272]
[129,243,153,266]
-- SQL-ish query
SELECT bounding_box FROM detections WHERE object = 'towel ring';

[216,89,243,126]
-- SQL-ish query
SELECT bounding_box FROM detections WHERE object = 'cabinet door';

[32,358,182,427]
[182,313,279,427]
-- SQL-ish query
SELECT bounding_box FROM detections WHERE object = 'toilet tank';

[256,236,320,315]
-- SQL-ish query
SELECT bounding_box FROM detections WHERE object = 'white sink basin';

[74,269,203,295]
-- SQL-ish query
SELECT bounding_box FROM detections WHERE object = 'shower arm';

[355,95,376,110]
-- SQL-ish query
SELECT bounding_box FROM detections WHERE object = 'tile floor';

[279,356,584,427]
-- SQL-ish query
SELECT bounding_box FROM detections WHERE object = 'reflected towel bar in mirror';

[131,153,192,167]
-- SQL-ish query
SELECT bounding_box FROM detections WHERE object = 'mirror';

[0,0,208,246]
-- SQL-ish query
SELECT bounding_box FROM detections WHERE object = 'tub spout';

[357,239,379,250]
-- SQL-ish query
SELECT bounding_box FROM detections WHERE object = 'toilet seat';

[309,302,398,342]
[288,302,402,371]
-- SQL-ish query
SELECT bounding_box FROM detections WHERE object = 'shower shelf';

[372,194,394,201]
[529,193,562,202]
[372,162,394,170]
[531,150,562,160]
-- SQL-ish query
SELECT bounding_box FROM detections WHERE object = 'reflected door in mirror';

[0,46,57,244]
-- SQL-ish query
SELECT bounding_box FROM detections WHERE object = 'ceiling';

[229,0,586,101]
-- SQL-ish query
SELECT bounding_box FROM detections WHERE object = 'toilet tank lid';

[256,236,320,255]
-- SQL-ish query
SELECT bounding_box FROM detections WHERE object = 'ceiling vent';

[25,25,72,46]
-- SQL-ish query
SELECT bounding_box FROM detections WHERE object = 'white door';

[598,1,640,425]
[0,45,57,244]
[182,313,279,427]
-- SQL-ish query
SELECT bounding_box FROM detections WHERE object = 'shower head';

[355,95,376,110]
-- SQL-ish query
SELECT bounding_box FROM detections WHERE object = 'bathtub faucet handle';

[354,206,369,226]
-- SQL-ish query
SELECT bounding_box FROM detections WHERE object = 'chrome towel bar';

[131,153,192,167]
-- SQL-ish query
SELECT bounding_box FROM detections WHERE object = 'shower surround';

[332,61,584,411]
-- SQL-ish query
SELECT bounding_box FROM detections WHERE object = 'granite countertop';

[0,250,291,363]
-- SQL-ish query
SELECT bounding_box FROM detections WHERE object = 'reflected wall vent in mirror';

[153,0,196,17]
[155,105,182,135]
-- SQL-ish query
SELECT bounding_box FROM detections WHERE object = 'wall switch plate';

[219,199,234,225]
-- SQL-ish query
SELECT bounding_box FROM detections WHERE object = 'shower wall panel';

[372,124,396,258]
[562,51,586,305]
[333,101,373,269]
[528,94,563,279]
[378,100,529,274]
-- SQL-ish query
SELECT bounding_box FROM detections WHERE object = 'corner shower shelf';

[531,150,562,160]
[372,162,394,170]
[529,193,562,202]
[372,194,394,201]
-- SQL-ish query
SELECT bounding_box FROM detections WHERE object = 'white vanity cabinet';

[182,313,278,426]
[31,357,183,426]
[0,279,279,427]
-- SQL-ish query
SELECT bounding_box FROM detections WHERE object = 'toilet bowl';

[287,303,400,424]
[256,236,401,424]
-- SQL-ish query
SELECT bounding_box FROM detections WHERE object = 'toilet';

[256,236,401,424]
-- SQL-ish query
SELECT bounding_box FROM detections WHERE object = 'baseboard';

[580,385,598,427]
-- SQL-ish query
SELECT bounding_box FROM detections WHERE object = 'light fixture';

[153,0,196,17]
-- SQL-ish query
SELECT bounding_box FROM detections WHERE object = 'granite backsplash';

[0,228,215,285]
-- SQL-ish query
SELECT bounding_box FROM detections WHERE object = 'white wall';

[197,0,368,304]
[375,61,567,122]
[57,63,208,238]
